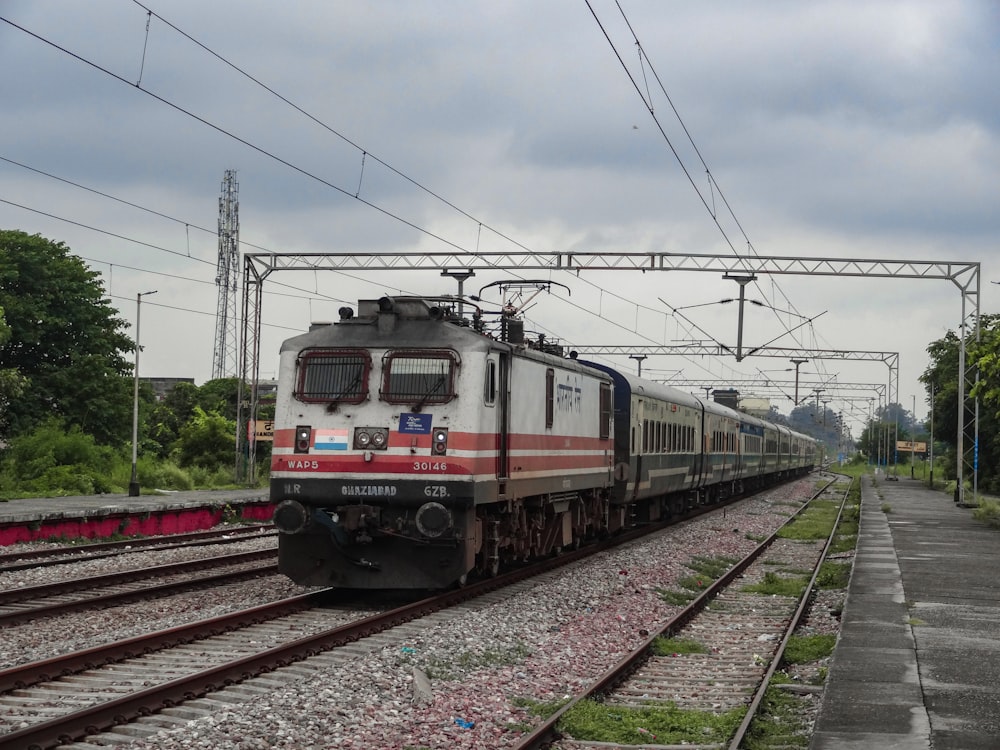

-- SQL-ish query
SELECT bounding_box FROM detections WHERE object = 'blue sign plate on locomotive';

[398,413,433,434]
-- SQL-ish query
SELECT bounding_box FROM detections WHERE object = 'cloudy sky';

[3,1,998,438]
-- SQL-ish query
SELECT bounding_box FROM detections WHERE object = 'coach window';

[545,368,555,428]
[484,360,497,406]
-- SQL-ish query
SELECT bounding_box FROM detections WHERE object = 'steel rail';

[0,524,274,571]
[0,549,275,607]
[0,560,277,627]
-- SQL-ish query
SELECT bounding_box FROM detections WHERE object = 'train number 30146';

[413,461,448,471]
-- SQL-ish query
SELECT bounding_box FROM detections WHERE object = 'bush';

[174,407,237,471]
[0,419,123,496]
[973,499,1000,529]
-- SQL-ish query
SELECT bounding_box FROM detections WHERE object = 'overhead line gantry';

[239,251,979,503]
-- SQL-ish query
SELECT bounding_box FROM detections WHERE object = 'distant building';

[740,398,771,418]
[141,377,195,401]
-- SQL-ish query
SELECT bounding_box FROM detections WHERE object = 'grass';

[657,555,736,606]
[816,561,851,589]
[742,570,808,598]
[409,642,531,680]
[973,499,1000,529]
[557,699,745,746]
[783,634,836,664]
[778,500,839,541]
[511,695,571,718]
[743,683,810,748]
[881,503,892,513]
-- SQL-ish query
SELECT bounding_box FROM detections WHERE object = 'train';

[269,294,818,589]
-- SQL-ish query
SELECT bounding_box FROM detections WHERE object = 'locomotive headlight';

[355,427,388,450]
[294,426,311,454]
[432,428,449,456]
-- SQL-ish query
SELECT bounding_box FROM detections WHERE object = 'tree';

[0,231,133,444]
[175,406,236,470]
[921,314,1000,491]
[0,304,26,439]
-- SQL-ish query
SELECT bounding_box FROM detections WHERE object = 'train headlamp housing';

[354,427,389,450]
[294,425,312,454]
[431,428,449,456]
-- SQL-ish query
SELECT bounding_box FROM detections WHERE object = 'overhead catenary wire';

[587,0,837,387]
[0,9,777,389]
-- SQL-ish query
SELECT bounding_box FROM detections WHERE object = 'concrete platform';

[0,489,272,545]
[811,475,1000,750]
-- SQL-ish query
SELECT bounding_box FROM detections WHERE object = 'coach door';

[496,352,511,481]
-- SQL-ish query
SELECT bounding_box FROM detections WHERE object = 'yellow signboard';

[896,441,927,452]
[248,420,275,442]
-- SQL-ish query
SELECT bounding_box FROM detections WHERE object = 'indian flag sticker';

[314,428,349,450]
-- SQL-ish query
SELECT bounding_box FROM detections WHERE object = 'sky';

[2,0,999,440]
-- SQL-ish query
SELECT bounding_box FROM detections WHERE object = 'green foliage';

[973,499,1000,529]
[175,406,237,471]
[0,418,123,496]
[924,315,1000,492]
[743,684,810,748]
[778,500,839,540]
[742,571,808,597]
[196,378,242,421]
[783,634,836,664]
[558,699,744,745]
[685,554,738,579]
[407,642,531,680]
[511,696,571,718]
[0,231,133,444]
[816,561,851,589]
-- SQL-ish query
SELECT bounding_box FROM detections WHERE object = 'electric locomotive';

[270,296,616,589]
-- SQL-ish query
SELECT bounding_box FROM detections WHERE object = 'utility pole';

[130,290,157,497]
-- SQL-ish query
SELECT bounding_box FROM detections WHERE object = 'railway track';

[514,476,851,750]
[0,525,275,574]
[0,491,750,750]
[0,478,832,749]
[0,549,277,626]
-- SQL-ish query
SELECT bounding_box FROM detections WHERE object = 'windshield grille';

[382,350,457,405]
[296,349,370,404]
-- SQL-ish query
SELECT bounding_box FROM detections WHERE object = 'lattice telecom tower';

[212,169,240,380]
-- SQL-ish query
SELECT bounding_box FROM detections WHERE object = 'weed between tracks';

[403,642,532,680]
[656,554,737,606]
[557,700,745,746]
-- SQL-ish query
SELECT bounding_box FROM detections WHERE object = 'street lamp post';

[129,290,157,497]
